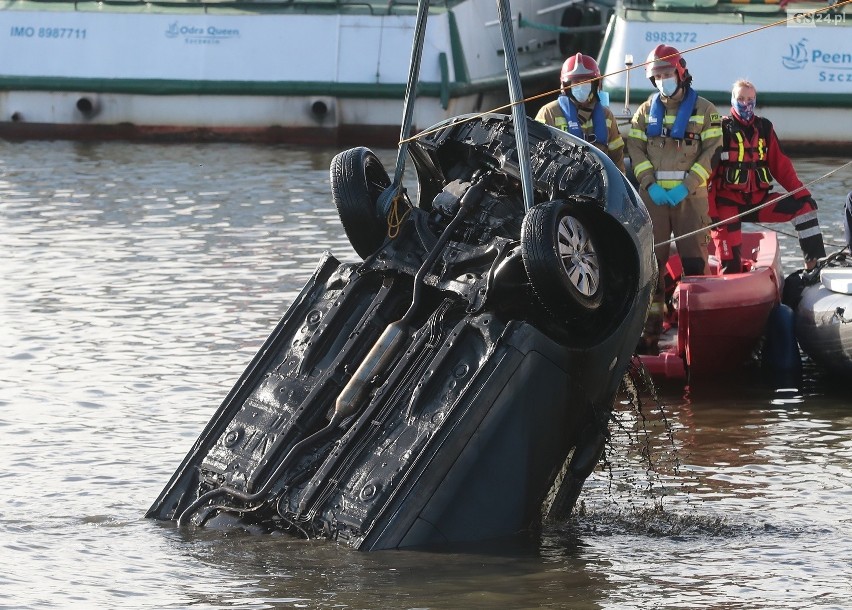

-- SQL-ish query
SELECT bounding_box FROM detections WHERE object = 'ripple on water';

[1,143,850,609]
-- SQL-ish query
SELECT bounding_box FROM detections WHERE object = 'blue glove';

[667,183,689,207]
[647,183,672,206]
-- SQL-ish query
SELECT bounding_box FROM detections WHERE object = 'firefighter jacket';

[626,89,722,194]
[535,97,626,172]
[710,113,811,207]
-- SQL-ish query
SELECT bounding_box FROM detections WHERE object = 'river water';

[1,140,850,609]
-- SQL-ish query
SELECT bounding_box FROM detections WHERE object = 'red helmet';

[645,44,687,80]
[561,53,601,84]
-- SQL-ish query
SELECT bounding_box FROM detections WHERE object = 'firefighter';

[709,79,826,273]
[535,53,626,172]
[626,44,723,354]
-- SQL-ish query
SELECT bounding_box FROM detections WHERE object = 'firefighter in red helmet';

[535,52,625,172]
[626,44,723,354]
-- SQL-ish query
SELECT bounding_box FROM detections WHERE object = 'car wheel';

[330,147,391,259]
[521,200,604,319]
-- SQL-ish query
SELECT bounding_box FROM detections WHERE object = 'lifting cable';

[385,0,431,239]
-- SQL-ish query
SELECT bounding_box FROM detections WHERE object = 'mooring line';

[654,159,852,248]
[751,222,851,250]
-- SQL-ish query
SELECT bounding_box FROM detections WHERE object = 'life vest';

[557,95,609,145]
[717,116,773,192]
[645,87,699,141]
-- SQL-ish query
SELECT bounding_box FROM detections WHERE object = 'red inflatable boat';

[641,231,783,383]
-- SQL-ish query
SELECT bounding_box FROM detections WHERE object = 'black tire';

[330,147,391,259]
[521,201,604,319]
[558,6,583,57]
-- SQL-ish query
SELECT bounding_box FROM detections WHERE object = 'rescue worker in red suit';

[626,44,723,354]
[709,79,826,272]
[535,53,626,172]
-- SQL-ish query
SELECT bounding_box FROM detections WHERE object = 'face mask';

[656,77,678,97]
[570,83,592,103]
[732,95,756,121]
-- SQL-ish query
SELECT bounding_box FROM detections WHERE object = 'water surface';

[1,140,850,609]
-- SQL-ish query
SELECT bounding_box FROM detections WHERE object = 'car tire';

[330,147,391,259]
[521,200,604,319]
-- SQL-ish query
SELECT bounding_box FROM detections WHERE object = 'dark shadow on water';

[165,523,611,609]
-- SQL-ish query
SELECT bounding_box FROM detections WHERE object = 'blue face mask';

[570,83,592,103]
[656,76,678,97]
[732,95,756,122]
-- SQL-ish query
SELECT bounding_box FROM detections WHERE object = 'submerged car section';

[147,113,655,550]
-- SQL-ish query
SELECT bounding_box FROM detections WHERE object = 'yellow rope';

[398,0,852,146]
[386,191,411,239]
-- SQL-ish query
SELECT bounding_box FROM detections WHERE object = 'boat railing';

[619,0,848,17]
[21,0,454,16]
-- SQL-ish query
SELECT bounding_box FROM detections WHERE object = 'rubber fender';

[762,303,802,389]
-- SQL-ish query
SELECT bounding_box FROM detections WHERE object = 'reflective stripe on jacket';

[534,98,626,172]
[626,91,722,193]
[716,116,773,193]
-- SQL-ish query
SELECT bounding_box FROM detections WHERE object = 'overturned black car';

[147,113,656,550]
